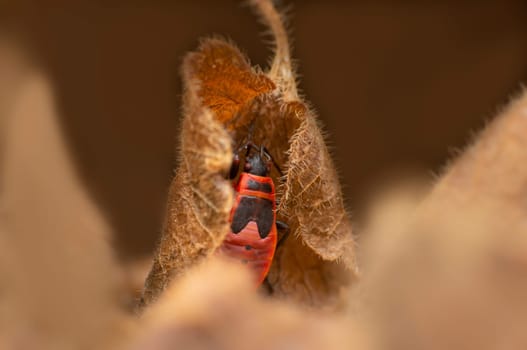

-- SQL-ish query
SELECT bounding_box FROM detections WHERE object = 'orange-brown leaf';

[184,38,275,127]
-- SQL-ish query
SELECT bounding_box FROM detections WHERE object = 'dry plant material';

[0,73,125,349]
[357,90,527,350]
[132,259,362,350]
[143,0,357,307]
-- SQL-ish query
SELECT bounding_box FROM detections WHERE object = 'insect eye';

[228,154,240,179]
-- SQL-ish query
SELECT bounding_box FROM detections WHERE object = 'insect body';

[217,143,287,285]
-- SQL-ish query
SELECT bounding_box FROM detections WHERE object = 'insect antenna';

[262,146,284,177]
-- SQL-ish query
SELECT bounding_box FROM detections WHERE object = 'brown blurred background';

[2,0,526,261]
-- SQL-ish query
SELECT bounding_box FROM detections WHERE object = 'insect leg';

[276,220,290,247]
[262,146,284,177]
[261,277,274,295]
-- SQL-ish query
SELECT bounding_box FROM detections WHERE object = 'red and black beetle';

[217,141,288,285]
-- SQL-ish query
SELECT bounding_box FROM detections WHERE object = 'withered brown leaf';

[357,90,527,350]
[142,0,358,308]
[0,72,124,349]
[134,259,361,350]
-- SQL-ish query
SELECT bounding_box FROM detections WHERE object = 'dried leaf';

[357,90,527,350]
[143,0,357,308]
[0,71,124,349]
[133,259,361,350]
[141,97,234,305]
